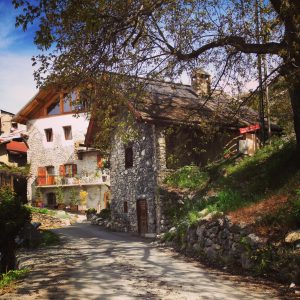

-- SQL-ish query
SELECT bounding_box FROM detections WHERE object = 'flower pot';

[70,204,78,212]
[57,203,66,210]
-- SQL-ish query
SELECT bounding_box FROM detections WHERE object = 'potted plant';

[69,188,79,212]
[86,208,97,220]
[56,186,65,210]
[79,189,88,213]
[35,188,43,207]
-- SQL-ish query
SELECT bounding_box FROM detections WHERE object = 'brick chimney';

[191,69,211,96]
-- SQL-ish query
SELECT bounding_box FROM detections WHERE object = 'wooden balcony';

[37,173,110,188]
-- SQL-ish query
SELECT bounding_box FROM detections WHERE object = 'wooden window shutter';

[97,154,103,168]
[72,164,77,176]
[37,167,46,185]
[59,165,65,176]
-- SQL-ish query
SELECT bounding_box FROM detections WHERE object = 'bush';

[165,166,209,190]
[0,269,29,289]
[97,208,111,219]
[0,187,31,273]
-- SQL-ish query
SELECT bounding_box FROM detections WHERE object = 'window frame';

[63,126,73,140]
[44,128,53,142]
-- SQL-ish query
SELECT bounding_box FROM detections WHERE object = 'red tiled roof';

[6,141,28,154]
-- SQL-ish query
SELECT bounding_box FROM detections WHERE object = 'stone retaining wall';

[164,212,300,284]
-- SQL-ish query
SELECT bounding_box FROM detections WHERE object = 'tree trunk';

[0,240,17,273]
[289,79,300,152]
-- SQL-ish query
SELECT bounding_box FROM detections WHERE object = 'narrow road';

[2,223,282,299]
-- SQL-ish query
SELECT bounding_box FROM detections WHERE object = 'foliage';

[86,208,97,215]
[164,138,300,230]
[69,188,79,205]
[35,188,42,200]
[55,186,64,204]
[0,164,30,178]
[79,190,88,205]
[0,269,29,289]
[38,230,60,247]
[0,188,31,273]
[165,166,209,189]
[12,0,300,149]
[97,208,111,220]
[25,206,54,216]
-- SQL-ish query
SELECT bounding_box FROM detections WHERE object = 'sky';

[0,0,38,114]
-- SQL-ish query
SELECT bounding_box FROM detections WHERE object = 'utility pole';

[255,0,266,145]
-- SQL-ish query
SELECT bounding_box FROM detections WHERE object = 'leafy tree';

[13,0,300,148]
[0,188,31,273]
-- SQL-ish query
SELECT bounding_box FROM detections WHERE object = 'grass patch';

[0,269,29,289]
[165,165,209,189]
[164,138,300,229]
[39,230,60,247]
[25,206,55,216]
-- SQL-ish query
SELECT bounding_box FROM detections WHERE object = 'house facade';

[13,89,110,210]
[0,109,28,202]
[86,69,280,236]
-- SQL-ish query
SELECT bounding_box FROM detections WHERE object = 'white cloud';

[0,53,37,114]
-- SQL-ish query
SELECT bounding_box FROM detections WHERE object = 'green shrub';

[97,208,111,219]
[0,269,29,289]
[86,208,97,214]
[0,187,31,273]
[165,166,209,190]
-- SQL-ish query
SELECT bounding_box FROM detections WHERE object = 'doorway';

[136,199,148,235]
[47,192,56,208]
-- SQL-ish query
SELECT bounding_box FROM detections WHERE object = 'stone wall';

[110,122,158,234]
[163,212,300,284]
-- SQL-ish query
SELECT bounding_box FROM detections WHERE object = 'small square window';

[125,146,133,169]
[63,126,72,140]
[124,201,128,213]
[45,128,53,142]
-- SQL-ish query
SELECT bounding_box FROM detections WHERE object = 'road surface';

[1,223,282,300]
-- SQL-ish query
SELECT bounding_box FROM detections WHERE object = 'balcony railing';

[37,173,110,187]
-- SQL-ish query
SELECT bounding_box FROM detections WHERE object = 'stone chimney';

[191,69,211,96]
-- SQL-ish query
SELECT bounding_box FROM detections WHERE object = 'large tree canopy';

[13,0,300,145]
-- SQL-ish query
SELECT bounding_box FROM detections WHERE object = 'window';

[63,92,76,113]
[125,146,133,169]
[65,164,77,177]
[63,126,72,140]
[46,166,55,175]
[124,201,128,213]
[44,128,53,142]
[47,98,60,115]
[11,122,18,129]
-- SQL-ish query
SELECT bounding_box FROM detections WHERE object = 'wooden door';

[137,199,148,235]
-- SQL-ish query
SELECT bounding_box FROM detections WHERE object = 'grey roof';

[129,80,260,128]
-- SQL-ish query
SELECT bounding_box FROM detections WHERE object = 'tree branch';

[171,36,286,61]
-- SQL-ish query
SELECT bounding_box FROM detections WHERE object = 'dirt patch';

[31,212,70,230]
[228,194,289,225]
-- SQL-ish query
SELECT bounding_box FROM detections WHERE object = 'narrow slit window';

[44,128,53,142]
[63,126,72,140]
[124,201,128,213]
[125,146,133,169]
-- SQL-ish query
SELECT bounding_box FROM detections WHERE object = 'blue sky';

[0,0,38,114]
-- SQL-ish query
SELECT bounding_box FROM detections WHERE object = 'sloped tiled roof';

[129,80,259,127]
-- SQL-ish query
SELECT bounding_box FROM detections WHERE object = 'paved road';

[2,223,281,300]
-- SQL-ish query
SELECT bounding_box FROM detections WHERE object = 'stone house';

[85,70,280,236]
[13,89,110,210]
[0,109,28,201]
